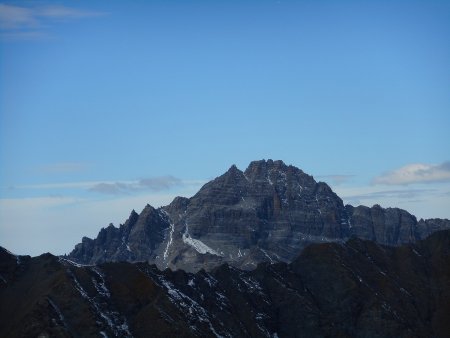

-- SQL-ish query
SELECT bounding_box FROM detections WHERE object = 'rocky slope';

[1,230,449,337]
[68,160,450,272]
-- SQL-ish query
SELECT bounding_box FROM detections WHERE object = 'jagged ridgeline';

[2,160,450,338]
[1,231,450,337]
[68,160,450,272]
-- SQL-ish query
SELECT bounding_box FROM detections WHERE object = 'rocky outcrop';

[67,159,450,272]
[346,204,418,245]
[155,159,352,271]
[2,230,449,337]
[68,205,169,265]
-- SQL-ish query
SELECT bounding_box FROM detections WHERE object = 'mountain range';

[1,159,449,337]
[67,159,450,272]
[1,230,449,337]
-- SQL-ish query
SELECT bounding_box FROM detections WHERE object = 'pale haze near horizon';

[1,0,449,256]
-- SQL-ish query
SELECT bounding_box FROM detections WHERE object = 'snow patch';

[183,234,221,256]
[260,248,274,264]
[69,271,89,299]
[256,320,271,337]
[47,297,67,328]
[203,273,218,288]
[238,273,264,295]
[215,291,229,307]
[59,257,91,268]
[182,222,221,256]
[158,277,225,337]
[121,235,132,253]
[161,210,175,264]
[400,287,412,297]
[67,269,132,337]
[91,267,111,298]
[163,213,175,261]
[412,249,422,257]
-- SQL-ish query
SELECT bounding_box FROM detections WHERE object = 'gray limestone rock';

[67,160,450,272]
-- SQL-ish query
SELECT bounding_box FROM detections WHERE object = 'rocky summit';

[67,160,450,272]
[1,231,449,337]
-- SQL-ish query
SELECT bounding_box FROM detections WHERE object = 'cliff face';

[69,205,169,265]
[2,231,449,337]
[67,160,450,272]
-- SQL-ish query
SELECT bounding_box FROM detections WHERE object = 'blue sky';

[1,0,449,256]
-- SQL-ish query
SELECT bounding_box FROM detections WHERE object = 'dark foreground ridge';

[68,159,450,272]
[1,230,449,337]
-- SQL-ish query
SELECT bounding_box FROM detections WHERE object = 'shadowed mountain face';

[1,231,449,337]
[68,160,450,272]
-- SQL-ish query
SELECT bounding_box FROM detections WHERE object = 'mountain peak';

[244,159,284,181]
[226,164,243,175]
[67,159,450,272]
[245,159,286,172]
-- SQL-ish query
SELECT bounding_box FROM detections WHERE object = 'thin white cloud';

[0,186,203,256]
[37,5,106,19]
[0,193,174,256]
[89,176,183,195]
[89,182,129,195]
[0,30,47,40]
[15,181,108,190]
[0,4,107,40]
[0,4,36,29]
[373,162,450,185]
[10,178,205,194]
[332,183,450,220]
[341,188,436,202]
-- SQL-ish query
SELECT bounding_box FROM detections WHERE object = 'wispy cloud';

[333,183,450,220]
[10,177,205,195]
[341,188,436,202]
[0,182,206,255]
[0,3,107,40]
[89,176,183,195]
[0,30,47,40]
[373,162,450,185]
[0,3,35,29]
[0,193,179,256]
[37,5,106,20]
[14,181,102,190]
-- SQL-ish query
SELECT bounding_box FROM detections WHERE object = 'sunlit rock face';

[67,160,450,272]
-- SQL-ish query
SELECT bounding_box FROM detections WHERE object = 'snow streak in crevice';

[67,267,133,337]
